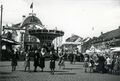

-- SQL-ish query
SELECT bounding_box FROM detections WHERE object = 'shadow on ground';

[0,72,18,80]
[64,67,83,70]
[72,63,84,65]
[0,65,11,67]
[55,72,76,75]
[18,70,76,75]
[0,72,11,75]
[18,70,69,73]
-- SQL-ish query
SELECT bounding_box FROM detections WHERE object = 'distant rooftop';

[99,27,120,41]
[66,34,83,42]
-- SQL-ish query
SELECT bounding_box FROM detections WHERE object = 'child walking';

[11,49,19,72]
[49,51,57,75]
[83,54,89,73]
[58,49,65,69]
[24,51,30,72]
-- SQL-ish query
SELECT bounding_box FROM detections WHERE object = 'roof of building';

[12,15,43,28]
[12,23,21,28]
[99,27,120,41]
[21,15,43,28]
[2,36,20,45]
[2,32,20,45]
[84,27,120,44]
[66,34,83,42]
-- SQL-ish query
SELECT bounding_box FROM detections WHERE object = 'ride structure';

[28,15,64,51]
[3,3,64,52]
[3,12,64,52]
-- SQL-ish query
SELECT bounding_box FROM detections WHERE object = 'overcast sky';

[1,0,120,41]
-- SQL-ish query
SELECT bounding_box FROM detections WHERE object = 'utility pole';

[0,5,3,61]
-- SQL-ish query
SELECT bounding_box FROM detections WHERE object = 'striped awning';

[2,38,20,45]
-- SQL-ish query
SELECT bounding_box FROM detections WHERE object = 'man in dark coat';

[33,50,40,72]
[49,50,57,74]
[39,48,46,72]
[98,54,106,73]
[11,49,19,71]
[69,52,74,64]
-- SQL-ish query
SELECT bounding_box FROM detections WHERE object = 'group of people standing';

[24,47,59,74]
[11,47,66,75]
[33,48,46,72]
[10,47,120,75]
[83,53,120,75]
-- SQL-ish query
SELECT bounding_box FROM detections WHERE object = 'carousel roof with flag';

[3,3,64,46]
[12,2,43,29]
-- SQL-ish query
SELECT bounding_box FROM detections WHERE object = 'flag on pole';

[30,2,33,9]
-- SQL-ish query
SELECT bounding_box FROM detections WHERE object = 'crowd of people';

[10,47,120,75]
[83,52,120,75]
[10,47,65,75]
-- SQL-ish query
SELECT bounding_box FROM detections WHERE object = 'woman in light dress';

[39,48,46,72]
[24,51,30,72]
[83,54,89,72]
[58,49,65,69]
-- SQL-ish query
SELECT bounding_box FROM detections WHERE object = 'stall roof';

[110,47,120,52]
[2,38,20,45]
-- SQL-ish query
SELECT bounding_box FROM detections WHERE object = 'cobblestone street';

[0,61,120,81]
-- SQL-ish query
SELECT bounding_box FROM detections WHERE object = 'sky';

[1,0,120,41]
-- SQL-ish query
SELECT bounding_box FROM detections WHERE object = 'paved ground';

[0,61,120,81]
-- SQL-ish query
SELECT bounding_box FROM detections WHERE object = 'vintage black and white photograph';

[0,0,120,81]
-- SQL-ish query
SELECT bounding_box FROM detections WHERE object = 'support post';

[0,5,3,61]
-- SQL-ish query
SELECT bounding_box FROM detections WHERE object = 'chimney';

[22,15,26,21]
[101,32,103,35]
[119,26,120,29]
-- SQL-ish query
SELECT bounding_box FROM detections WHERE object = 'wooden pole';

[0,5,3,61]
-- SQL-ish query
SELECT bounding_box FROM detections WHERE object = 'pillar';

[0,5,3,61]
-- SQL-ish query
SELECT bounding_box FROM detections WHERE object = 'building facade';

[82,27,120,53]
